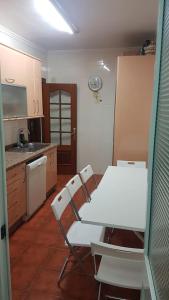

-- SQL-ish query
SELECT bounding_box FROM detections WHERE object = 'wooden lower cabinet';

[45,148,57,193]
[6,163,27,228]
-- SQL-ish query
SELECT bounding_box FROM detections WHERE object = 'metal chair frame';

[80,164,98,201]
[51,188,105,285]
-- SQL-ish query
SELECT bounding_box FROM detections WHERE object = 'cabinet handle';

[33,100,36,114]
[5,78,15,83]
[37,100,39,114]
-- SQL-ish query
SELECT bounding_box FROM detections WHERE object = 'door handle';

[5,78,15,83]
[71,128,76,135]
[71,128,76,140]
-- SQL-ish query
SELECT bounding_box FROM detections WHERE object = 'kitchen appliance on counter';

[26,156,47,218]
[2,84,27,118]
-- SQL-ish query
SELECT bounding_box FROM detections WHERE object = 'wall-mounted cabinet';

[25,56,43,117]
[0,44,27,86]
[0,44,43,119]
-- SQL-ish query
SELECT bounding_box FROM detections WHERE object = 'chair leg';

[98,282,102,300]
[58,248,92,285]
[105,296,128,300]
[134,231,144,243]
[106,228,114,243]
[58,256,69,284]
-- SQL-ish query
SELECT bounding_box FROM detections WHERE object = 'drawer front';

[7,163,26,227]
[7,164,25,186]
[8,198,26,227]
[7,182,26,209]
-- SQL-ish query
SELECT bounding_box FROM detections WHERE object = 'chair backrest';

[80,164,94,184]
[51,187,72,220]
[91,242,144,260]
[66,174,83,198]
[117,160,146,168]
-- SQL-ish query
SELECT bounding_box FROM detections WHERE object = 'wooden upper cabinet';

[34,59,43,116]
[0,44,43,118]
[25,56,43,117]
[113,55,155,165]
[0,44,26,86]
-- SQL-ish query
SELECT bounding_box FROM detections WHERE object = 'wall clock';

[88,75,102,92]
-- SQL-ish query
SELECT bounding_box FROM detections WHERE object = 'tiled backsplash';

[3,119,28,146]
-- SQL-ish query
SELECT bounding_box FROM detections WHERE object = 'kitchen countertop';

[5,143,57,170]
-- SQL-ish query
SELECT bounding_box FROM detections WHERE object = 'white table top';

[81,166,148,232]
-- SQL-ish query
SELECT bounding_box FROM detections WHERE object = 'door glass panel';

[62,133,71,145]
[50,91,59,103]
[50,105,59,118]
[61,90,71,104]
[61,105,71,118]
[61,119,71,132]
[50,119,60,131]
[51,132,60,145]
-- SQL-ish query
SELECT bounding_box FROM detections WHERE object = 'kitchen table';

[81,166,147,232]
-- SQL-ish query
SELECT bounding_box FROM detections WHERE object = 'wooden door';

[113,55,155,165]
[42,81,77,174]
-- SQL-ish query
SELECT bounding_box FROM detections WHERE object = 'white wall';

[47,48,136,174]
[4,120,28,146]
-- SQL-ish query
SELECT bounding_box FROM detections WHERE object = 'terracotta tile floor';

[9,175,143,300]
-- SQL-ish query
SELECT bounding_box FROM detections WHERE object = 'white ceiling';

[0,0,159,50]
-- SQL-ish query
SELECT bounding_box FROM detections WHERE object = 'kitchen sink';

[7,143,50,153]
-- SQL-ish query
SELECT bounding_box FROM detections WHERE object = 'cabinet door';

[0,45,26,86]
[46,148,57,192]
[34,59,43,116]
[25,55,36,117]
[25,56,43,117]
[113,56,155,165]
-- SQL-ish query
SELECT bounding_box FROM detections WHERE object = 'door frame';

[0,83,11,299]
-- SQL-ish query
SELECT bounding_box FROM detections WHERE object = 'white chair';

[91,242,145,300]
[117,160,146,168]
[80,164,98,200]
[66,174,92,219]
[51,188,105,284]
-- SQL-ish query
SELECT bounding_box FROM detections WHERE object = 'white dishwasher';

[26,156,47,218]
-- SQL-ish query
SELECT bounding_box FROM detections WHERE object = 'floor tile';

[25,290,63,300]
[11,264,38,290]
[44,248,69,271]
[30,269,60,294]
[18,245,49,266]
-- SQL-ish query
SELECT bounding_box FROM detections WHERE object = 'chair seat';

[66,221,105,247]
[95,255,145,290]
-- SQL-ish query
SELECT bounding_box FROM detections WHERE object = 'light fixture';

[97,60,111,72]
[103,65,110,72]
[34,0,77,34]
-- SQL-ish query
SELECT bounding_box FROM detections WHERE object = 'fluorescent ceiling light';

[34,0,74,34]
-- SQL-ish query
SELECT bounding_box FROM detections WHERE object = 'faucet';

[17,128,30,147]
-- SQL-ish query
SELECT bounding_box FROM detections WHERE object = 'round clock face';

[88,75,102,91]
